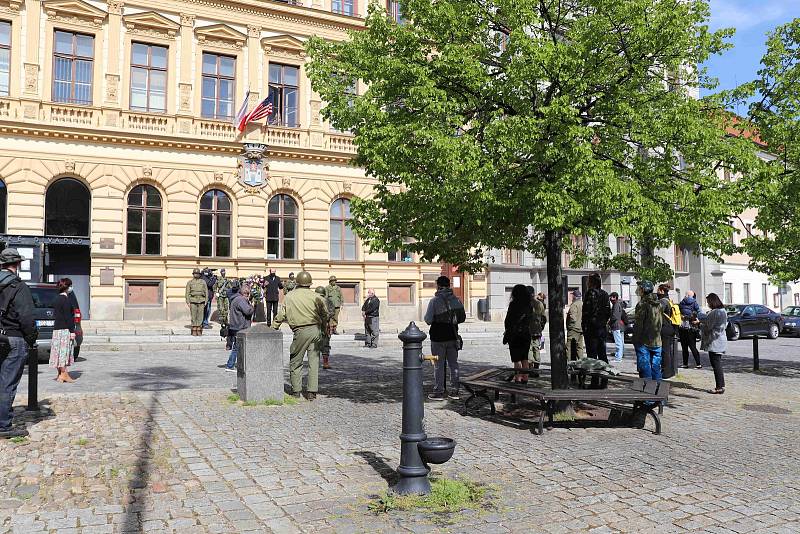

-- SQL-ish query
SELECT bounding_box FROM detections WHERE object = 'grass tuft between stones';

[368,478,494,516]
[9,436,28,444]
[227,393,300,407]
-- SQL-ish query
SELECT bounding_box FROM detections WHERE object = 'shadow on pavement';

[11,398,56,433]
[111,366,197,391]
[353,450,398,487]
[122,393,159,533]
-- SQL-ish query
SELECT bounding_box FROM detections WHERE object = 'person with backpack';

[527,286,547,378]
[657,284,680,379]
[678,290,703,369]
[504,285,533,384]
[425,276,466,399]
[0,248,37,438]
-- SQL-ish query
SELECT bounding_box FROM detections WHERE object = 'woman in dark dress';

[505,284,533,383]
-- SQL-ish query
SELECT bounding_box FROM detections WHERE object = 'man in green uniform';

[316,286,335,369]
[272,271,327,400]
[325,275,343,334]
[185,268,208,336]
[566,289,584,360]
[283,272,297,295]
[213,268,233,347]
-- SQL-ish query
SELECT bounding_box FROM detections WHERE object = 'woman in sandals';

[697,292,726,394]
[504,284,532,383]
[49,278,76,383]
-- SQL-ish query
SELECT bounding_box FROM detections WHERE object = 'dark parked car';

[725,304,782,341]
[780,306,800,337]
[30,283,83,362]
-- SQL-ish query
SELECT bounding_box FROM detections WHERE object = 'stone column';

[177,13,195,127]
[236,324,285,403]
[22,0,41,119]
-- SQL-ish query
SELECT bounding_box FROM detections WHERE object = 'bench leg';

[533,400,547,435]
[647,408,662,435]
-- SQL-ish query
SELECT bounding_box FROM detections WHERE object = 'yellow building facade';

[0,0,485,322]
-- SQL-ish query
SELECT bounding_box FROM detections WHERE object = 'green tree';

[307,0,756,388]
[736,19,800,284]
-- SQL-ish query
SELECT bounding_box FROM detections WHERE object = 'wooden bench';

[460,367,670,435]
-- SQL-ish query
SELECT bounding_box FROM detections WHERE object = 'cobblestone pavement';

[2,337,799,533]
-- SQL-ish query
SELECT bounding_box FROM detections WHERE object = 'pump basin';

[418,437,456,464]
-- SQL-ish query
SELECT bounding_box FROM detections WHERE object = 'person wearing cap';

[633,280,663,381]
[315,286,334,369]
[0,248,37,438]
[566,290,584,360]
[185,269,208,336]
[325,276,343,334]
[213,269,233,347]
[272,271,328,400]
[283,272,297,295]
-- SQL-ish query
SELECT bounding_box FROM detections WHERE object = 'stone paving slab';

[3,340,800,533]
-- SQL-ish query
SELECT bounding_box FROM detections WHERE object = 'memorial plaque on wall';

[100,268,115,286]
[100,238,115,249]
[240,238,264,249]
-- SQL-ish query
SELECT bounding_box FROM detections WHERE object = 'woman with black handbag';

[504,285,532,384]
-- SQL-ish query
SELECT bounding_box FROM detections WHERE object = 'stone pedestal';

[236,324,284,402]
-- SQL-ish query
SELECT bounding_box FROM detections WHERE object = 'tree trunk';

[640,234,655,271]
[544,229,569,390]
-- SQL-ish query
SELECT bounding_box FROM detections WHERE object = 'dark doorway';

[441,263,466,305]
[45,178,91,317]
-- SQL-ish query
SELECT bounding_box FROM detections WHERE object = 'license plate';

[36,320,54,327]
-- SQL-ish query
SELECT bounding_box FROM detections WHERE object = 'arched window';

[330,198,356,260]
[45,177,90,236]
[126,185,162,255]
[267,194,298,260]
[0,179,6,234]
[199,189,231,257]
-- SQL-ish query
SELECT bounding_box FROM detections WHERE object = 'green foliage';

[732,19,800,283]
[9,436,28,445]
[227,393,299,407]
[368,477,492,515]
[307,0,757,275]
[75,437,89,446]
[227,394,240,403]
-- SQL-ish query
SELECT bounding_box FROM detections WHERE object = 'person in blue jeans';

[632,280,663,381]
[0,248,37,439]
[609,292,625,362]
[225,285,254,372]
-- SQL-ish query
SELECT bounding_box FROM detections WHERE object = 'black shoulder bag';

[443,298,464,350]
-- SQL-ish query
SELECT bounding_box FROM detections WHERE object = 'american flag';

[243,94,275,128]
[234,90,251,132]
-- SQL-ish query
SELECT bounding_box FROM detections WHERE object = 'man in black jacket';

[424,276,467,400]
[582,272,611,363]
[263,269,282,326]
[361,289,380,348]
[0,248,37,438]
[200,268,217,329]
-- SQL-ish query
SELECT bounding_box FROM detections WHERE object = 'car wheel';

[768,323,779,340]
[728,323,740,341]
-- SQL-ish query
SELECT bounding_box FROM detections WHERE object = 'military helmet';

[0,248,23,265]
[315,286,326,295]
[638,280,654,294]
[192,268,201,275]
[329,275,337,282]
[296,271,313,287]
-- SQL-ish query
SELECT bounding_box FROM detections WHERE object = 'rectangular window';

[795,293,799,306]
[743,283,750,304]
[388,283,414,305]
[130,42,167,112]
[331,81,356,133]
[388,248,413,262]
[338,282,359,305]
[201,52,235,120]
[331,0,355,16]
[762,284,768,305]
[125,280,163,306]
[52,30,94,105]
[0,21,10,96]
[724,283,732,304]
[616,236,631,255]
[268,63,299,127]
[502,249,521,265]
[387,0,404,23]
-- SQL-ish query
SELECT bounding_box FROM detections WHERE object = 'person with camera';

[678,290,703,369]
[0,248,37,438]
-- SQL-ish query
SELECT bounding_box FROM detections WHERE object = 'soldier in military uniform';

[272,272,327,400]
[213,268,233,347]
[316,286,335,369]
[185,269,208,336]
[325,276,343,334]
[283,272,297,295]
[566,289,584,360]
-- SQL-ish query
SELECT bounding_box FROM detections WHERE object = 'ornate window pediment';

[261,35,306,61]
[0,0,22,15]
[123,11,180,39]
[43,0,107,27]
[195,24,246,50]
